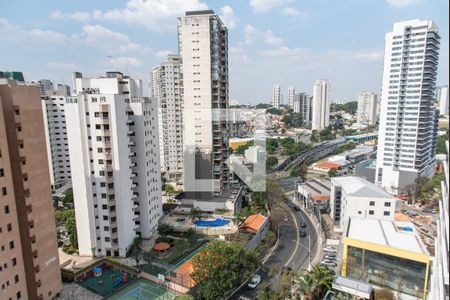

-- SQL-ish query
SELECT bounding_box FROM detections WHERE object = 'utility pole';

[308,234,311,272]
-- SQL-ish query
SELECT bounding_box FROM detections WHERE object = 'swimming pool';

[194,218,230,227]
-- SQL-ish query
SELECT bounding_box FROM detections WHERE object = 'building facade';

[437,85,448,116]
[312,80,330,130]
[65,72,162,257]
[178,10,230,198]
[330,176,395,230]
[294,93,312,125]
[151,54,184,184]
[41,95,71,189]
[0,77,62,300]
[288,86,295,108]
[375,19,440,194]
[39,79,54,97]
[270,85,281,109]
[357,91,378,126]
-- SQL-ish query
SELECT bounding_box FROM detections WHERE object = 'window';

[369,210,374,215]
[369,201,375,206]
[384,202,391,207]
[2,187,7,196]
[14,275,18,283]
[9,241,14,249]
[7,223,12,231]
[4,205,9,214]
[384,211,390,216]
[0,169,3,177]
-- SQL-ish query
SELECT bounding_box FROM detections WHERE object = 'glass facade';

[345,246,428,298]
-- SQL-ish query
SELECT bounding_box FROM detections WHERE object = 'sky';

[0,0,448,104]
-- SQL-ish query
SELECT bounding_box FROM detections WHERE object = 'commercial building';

[330,176,395,230]
[376,19,440,194]
[270,85,281,109]
[312,80,330,130]
[41,95,71,189]
[65,72,162,257]
[150,54,184,184]
[342,217,431,299]
[0,75,62,299]
[357,91,378,126]
[437,85,448,116]
[178,10,230,199]
[288,86,295,108]
[297,178,331,210]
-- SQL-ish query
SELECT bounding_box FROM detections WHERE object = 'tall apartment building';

[270,85,281,109]
[312,80,330,130]
[150,55,184,184]
[437,85,448,116]
[294,93,312,125]
[376,19,440,193]
[39,80,54,97]
[178,10,230,198]
[65,72,162,257]
[0,76,62,300]
[56,84,71,97]
[288,86,295,108]
[41,96,71,189]
[357,91,378,126]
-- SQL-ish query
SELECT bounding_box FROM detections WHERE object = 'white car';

[323,247,337,253]
[320,260,337,267]
[248,274,261,289]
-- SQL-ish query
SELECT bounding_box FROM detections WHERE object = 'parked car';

[300,222,307,228]
[324,255,337,261]
[323,247,337,253]
[248,274,261,289]
[300,230,307,237]
[293,206,300,212]
[320,260,337,267]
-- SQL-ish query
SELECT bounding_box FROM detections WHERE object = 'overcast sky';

[1,0,448,104]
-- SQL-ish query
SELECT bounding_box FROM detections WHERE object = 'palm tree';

[309,265,335,299]
[296,270,314,300]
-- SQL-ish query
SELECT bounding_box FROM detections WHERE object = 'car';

[323,247,337,253]
[300,222,307,228]
[239,297,252,300]
[320,260,337,267]
[293,206,300,212]
[324,255,337,261]
[300,230,307,237]
[247,274,261,289]
[281,266,293,274]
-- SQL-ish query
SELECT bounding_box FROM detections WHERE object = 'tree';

[258,286,279,300]
[296,270,314,300]
[174,296,194,300]
[165,185,176,194]
[128,236,143,269]
[266,156,279,167]
[157,223,174,236]
[374,287,395,300]
[328,168,338,177]
[190,207,202,222]
[309,265,335,299]
[191,241,260,300]
[436,132,448,154]
[299,164,308,181]
[62,191,74,208]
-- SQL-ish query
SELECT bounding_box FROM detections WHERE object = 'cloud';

[46,62,77,70]
[386,0,420,6]
[282,7,302,16]
[353,51,383,61]
[50,11,91,22]
[244,25,283,45]
[28,29,67,43]
[91,0,208,32]
[78,24,151,54]
[220,6,238,30]
[249,0,289,13]
[258,46,310,59]
[109,57,142,68]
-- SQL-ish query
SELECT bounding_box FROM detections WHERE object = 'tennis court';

[107,278,176,300]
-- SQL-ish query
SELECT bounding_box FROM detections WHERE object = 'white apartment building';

[288,86,295,108]
[294,93,312,125]
[151,54,184,184]
[178,10,230,198]
[357,91,378,126]
[41,95,72,189]
[39,79,54,96]
[437,85,448,116]
[330,176,395,230]
[270,85,281,109]
[65,72,162,257]
[376,19,440,194]
[312,80,330,130]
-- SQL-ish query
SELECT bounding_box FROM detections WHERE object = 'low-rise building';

[297,178,331,210]
[311,161,342,173]
[330,176,395,230]
[341,217,431,299]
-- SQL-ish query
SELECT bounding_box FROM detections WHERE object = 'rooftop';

[332,176,392,198]
[346,217,429,255]
[298,178,331,200]
[315,161,342,169]
[239,214,268,233]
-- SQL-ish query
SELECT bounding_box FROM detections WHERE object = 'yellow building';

[229,137,253,150]
[341,217,430,299]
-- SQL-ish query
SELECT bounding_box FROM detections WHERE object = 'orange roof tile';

[315,162,341,169]
[311,195,330,201]
[239,214,267,233]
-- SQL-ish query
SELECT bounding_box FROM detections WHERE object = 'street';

[230,195,319,299]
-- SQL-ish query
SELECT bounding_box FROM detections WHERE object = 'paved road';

[230,200,319,299]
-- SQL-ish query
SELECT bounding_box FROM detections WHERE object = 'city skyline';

[1,0,448,103]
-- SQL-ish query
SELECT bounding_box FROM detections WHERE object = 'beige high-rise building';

[0,74,62,300]
[312,80,330,130]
